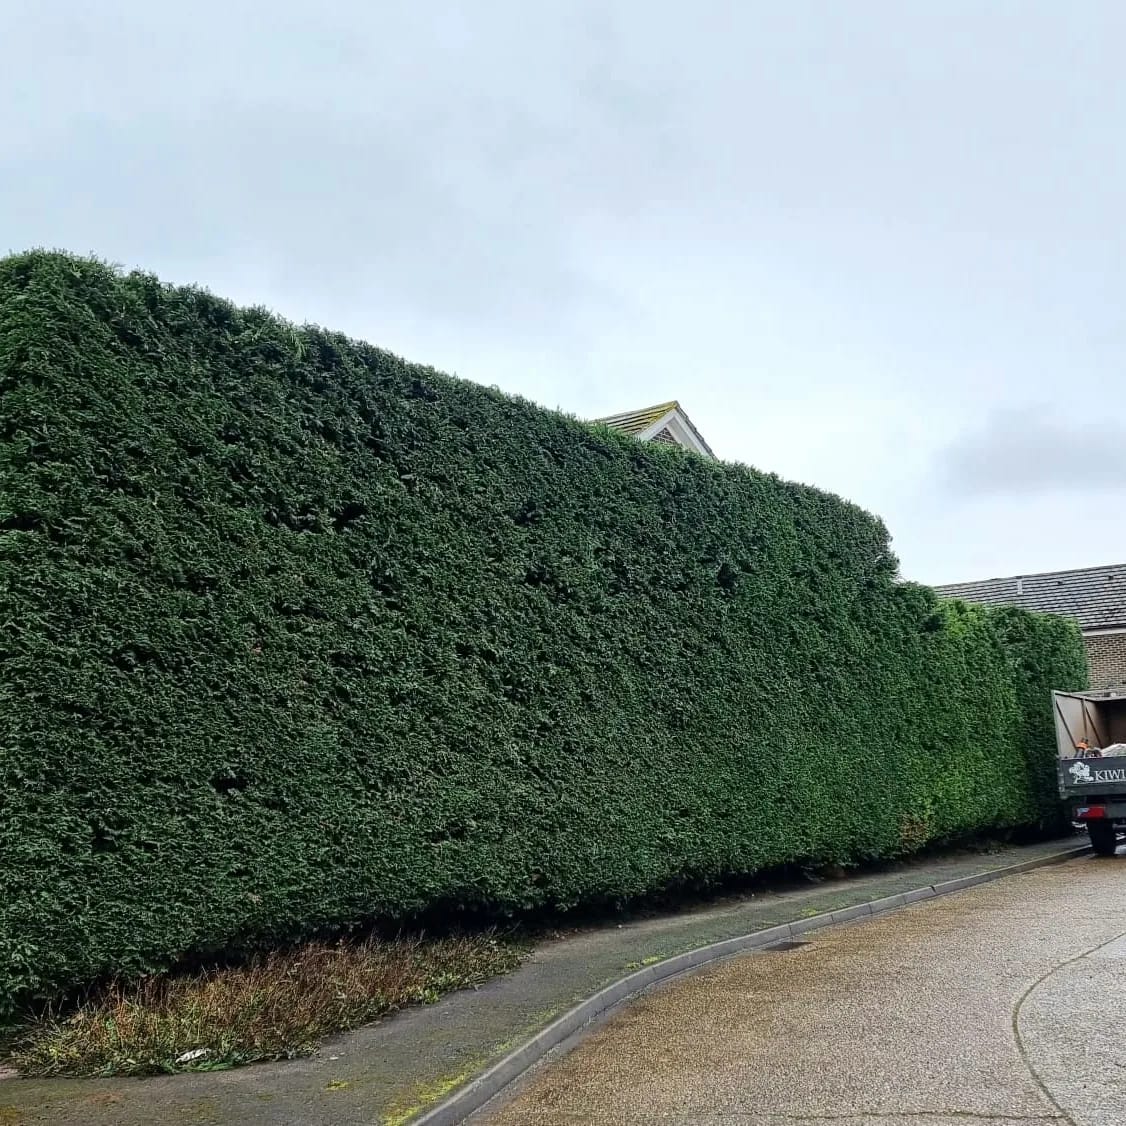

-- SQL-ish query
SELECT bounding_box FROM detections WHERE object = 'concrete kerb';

[412,842,1091,1126]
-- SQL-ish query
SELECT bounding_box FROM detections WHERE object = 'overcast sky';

[5,1,1125,584]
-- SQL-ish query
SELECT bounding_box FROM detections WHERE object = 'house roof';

[935,563,1126,631]
[594,400,715,457]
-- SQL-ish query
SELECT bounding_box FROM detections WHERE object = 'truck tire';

[1087,820,1118,857]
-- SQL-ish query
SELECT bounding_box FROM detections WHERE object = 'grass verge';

[6,931,524,1078]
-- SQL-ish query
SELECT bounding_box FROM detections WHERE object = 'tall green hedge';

[0,252,1087,1011]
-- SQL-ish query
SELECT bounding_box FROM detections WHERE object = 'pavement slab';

[0,836,1089,1125]
[478,852,1126,1126]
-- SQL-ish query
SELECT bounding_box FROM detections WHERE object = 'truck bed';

[1054,689,1126,799]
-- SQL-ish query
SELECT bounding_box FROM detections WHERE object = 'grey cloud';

[2,1,687,343]
[939,407,1126,497]
[2,105,613,340]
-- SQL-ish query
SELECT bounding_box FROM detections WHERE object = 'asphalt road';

[477,852,1126,1126]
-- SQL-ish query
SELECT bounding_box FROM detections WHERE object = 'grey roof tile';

[593,400,715,457]
[935,563,1126,631]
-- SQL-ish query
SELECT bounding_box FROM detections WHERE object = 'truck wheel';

[1087,821,1118,857]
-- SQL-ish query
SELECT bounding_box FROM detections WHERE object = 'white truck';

[1054,689,1126,855]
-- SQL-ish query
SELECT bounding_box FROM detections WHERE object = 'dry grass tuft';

[9,932,523,1078]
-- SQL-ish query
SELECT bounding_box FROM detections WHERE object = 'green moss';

[0,250,1087,1013]
[381,1068,480,1125]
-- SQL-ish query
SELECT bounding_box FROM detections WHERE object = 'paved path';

[479,853,1126,1126]
[0,838,1085,1125]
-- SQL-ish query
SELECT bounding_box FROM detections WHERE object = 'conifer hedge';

[0,252,1087,1010]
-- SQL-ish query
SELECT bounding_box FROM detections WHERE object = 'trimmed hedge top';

[0,251,1087,1010]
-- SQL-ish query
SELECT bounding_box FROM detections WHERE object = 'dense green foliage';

[0,252,1087,1011]
[988,606,1089,832]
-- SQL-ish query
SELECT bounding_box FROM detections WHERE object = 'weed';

[8,933,523,1078]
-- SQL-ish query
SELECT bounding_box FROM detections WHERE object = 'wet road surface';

[477,853,1126,1126]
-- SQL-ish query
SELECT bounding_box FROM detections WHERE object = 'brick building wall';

[1083,631,1126,689]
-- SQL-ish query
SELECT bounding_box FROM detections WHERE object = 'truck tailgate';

[1058,756,1126,799]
